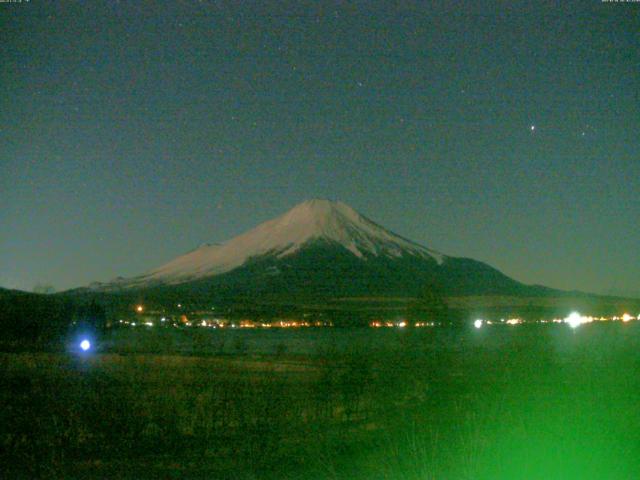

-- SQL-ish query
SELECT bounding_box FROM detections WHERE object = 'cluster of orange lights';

[369,313,639,329]
[370,320,441,328]
[130,304,639,329]
[189,319,330,329]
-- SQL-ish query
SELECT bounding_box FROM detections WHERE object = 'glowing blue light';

[80,339,91,351]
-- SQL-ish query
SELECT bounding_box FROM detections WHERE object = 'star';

[530,125,536,132]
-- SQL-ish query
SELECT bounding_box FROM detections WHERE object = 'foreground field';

[2,324,640,479]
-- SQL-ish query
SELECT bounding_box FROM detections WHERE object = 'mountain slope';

[97,199,445,289]
[161,240,546,299]
[86,199,550,299]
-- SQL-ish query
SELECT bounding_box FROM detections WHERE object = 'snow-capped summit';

[85,198,545,299]
[104,199,445,288]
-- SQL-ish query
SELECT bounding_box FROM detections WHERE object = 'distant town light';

[474,319,483,329]
[565,312,584,329]
[397,321,407,328]
[136,305,143,313]
[80,339,91,351]
[622,313,632,323]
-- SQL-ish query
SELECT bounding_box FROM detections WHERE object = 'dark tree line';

[407,283,450,324]
[0,290,105,348]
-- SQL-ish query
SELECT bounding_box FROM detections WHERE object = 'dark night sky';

[1,1,639,296]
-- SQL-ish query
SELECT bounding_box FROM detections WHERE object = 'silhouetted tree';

[32,284,56,294]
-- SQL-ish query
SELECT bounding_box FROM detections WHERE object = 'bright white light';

[80,339,91,351]
[397,321,407,328]
[530,125,536,132]
[474,319,483,329]
[565,312,584,329]
[622,313,632,323]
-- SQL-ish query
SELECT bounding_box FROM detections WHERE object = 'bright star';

[530,125,536,132]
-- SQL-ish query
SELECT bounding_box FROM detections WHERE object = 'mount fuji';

[87,199,550,299]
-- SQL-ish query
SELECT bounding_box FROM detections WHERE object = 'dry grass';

[2,323,640,478]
